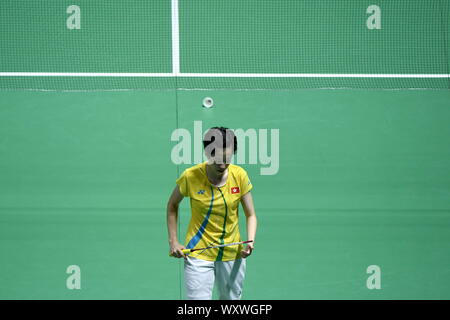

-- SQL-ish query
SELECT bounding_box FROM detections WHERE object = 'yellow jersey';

[176,161,253,261]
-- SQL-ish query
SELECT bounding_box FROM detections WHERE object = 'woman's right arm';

[166,185,186,258]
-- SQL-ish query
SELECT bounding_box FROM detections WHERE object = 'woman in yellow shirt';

[166,127,257,300]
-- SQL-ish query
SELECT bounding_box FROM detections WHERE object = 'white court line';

[0,72,448,78]
[0,72,174,77]
[179,73,449,78]
[171,0,180,75]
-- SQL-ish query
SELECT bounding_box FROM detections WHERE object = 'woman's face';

[207,147,233,175]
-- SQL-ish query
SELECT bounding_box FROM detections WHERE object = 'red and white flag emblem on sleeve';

[231,187,240,194]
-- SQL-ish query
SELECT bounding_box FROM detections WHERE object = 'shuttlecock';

[202,97,214,108]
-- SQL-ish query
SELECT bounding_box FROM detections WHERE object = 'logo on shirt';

[231,187,240,194]
[197,189,205,195]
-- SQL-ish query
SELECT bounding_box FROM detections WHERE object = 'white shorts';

[183,256,246,300]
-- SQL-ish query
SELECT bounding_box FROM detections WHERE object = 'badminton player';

[166,126,257,300]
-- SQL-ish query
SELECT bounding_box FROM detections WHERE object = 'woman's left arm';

[240,191,257,258]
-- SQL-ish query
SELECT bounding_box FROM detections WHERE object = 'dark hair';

[203,127,237,156]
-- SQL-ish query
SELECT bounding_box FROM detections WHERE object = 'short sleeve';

[175,170,189,197]
[240,168,253,196]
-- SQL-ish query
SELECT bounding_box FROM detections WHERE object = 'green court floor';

[1,89,449,299]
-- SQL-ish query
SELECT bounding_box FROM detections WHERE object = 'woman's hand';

[169,241,186,258]
[241,242,254,258]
